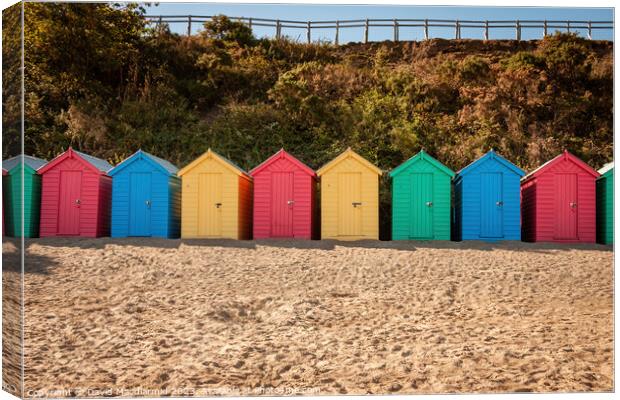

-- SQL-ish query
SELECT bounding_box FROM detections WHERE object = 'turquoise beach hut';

[596,162,613,245]
[2,155,47,237]
[389,150,454,240]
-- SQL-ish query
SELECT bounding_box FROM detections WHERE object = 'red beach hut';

[39,148,113,237]
[521,150,599,243]
[250,149,317,239]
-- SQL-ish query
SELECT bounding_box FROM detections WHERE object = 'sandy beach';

[4,238,613,395]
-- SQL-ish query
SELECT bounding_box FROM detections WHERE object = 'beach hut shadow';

[180,238,257,249]
[28,237,183,250]
[441,240,611,253]
[3,240,59,275]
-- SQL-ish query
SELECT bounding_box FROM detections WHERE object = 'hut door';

[129,173,152,236]
[480,172,503,238]
[338,172,362,236]
[554,173,578,240]
[410,173,433,239]
[58,170,82,235]
[271,172,294,237]
[198,173,222,237]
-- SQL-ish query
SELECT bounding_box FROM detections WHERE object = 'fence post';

[364,19,369,43]
[543,20,547,36]
[516,20,521,41]
[567,21,570,33]
[455,20,460,39]
[335,20,340,45]
[158,15,162,29]
[424,19,429,40]
[276,19,281,39]
[248,17,253,31]
[588,20,592,39]
[307,21,311,43]
[393,19,399,41]
[187,15,192,36]
[484,20,488,40]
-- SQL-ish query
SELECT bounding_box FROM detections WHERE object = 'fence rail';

[144,15,613,44]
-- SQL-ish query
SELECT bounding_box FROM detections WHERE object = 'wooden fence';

[144,15,613,44]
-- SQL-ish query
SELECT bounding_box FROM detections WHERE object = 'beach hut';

[596,162,613,245]
[109,150,181,238]
[389,150,454,240]
[178,149,252,239]
[521,151,599,243]
[3,155,47,237]
[317,148,382,240]
[38,148,113,237]
[453,150,524,241]
[250,149,317,239]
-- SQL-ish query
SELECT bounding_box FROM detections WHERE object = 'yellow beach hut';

[178,149,252,239]
[317,148,382,240]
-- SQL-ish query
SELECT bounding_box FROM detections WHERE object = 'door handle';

[496,201,503,207]
[145,200,151,208]
[352,202,362,207]
[426,201,433,207]
[75,199,81,207]
[215,203,222,208]
[287,200,295,206]
[570,202,577,208]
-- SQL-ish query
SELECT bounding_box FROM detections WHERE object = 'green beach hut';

[596,161,613,245]
[389,150,455,240]
[2,155,47,237]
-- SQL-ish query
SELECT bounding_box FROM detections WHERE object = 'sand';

[4,238,614,396]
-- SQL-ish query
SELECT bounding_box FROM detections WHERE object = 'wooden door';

[58,171,82,235]
[198,173,223,237]
[410,173,433,239]
[480,172,503,238]
[338,172,362,236]
[555,173,578,240]
[129,172,152,236]
[271,172,294,237]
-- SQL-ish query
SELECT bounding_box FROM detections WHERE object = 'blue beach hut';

[453,150,525,241]
[109,150,181,238]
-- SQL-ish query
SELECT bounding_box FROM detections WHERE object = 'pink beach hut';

[250,149,317,239]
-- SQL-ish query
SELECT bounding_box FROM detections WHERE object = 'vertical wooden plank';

[364,19,369,43]
[335,20,340,45]
[393,19,398,42]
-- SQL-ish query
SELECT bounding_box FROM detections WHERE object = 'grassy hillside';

[2,4,613,238]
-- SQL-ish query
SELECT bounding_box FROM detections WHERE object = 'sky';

[142,4,614,42]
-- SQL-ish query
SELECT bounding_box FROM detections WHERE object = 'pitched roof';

[177,149,251,179]
[456,150,524,179]
[598,161,614,176]
[389,150,455,178]
[2,154,47,172]
[317,148,382,176]
[109,150,178,176]
[249,149,316,178]
[74,150,113,173]
[38,148,113,175]
[521,150,599,183]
